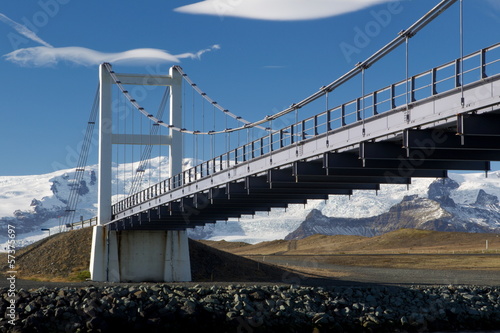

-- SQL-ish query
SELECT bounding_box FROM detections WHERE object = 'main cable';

[105,0,459,136]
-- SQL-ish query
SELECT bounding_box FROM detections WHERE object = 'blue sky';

[0,0,499,176]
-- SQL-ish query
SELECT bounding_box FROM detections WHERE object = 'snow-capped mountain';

[1,157,500,251]
[0,156,186,250]
[285,177,500,240]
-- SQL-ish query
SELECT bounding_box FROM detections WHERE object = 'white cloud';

[4,45,220,67]
[487,0,500,10]
[174,0,393,21]
[0,13,53,47]
[0,12,219,67]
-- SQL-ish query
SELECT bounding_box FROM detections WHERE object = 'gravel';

[1,284,500,332]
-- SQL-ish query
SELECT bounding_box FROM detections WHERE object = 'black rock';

[427,178,459,207]
[475,189,499,206]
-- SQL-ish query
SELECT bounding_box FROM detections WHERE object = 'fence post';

[390,84,396,109]
[314,115,318,136]
[411,76,416,102]
[356,98,362,121]
[455,58,461,88]
[431,68,438,95]
[341,104,346,126]
[481,48,488,79]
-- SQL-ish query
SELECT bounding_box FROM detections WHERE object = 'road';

[251,255,500,286]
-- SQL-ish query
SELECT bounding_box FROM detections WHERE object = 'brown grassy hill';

[198,239,251,252]
[3,227,94,281]
[202,229,500,271]
[189,239,289,282]
[0,228,291,282]
[2,228,499,282]
[207,229,500,256]
[200,239,291,255]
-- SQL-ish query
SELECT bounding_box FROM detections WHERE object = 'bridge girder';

[323,152,490,171]
[109,87,500,231]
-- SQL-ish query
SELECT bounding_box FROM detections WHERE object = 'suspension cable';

[405,35,411,123]
[128,86,170,195]
[192,86,195,162]
[123,84,127,199]
[325,90,330,146]
[460,0,465,106]
[361,66,366,135]
[62,83,99,226]
[175,66,269,132]
[104,0,459,136]
[115,84,120,202]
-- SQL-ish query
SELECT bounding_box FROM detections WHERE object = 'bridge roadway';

[108,45,500,232]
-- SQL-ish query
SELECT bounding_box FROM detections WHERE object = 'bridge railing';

[112,42,500,216]
[66,216,98,229]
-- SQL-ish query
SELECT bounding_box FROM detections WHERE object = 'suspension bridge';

[57,0,500,282]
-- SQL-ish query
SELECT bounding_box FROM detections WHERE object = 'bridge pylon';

[89,63,191,282]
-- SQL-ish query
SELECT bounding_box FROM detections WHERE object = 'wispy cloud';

[0,13,53,47]
[485,0,500,20]
[4,45,221,67]
[487,0,500,10]
[263,65,285,69]
[174,0,393,21]
[0,12,219,67]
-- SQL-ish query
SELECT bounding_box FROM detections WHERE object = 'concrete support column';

[164,230,192,282]
[92,229,191,282]
[90,63,113,282]
[89,226,121,282]
[97,63,113,225]
[90,64,190,283]
[89,225,106,281]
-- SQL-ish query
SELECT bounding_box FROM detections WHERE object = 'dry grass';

[280,265,353,279]
[0,227,94,282]
[3,228,499,283]
[0,228,293,283]
[209,229,500,271]
[315,254,500,270]
[212,229,500,255]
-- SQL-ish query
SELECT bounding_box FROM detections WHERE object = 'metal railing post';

[341,104,346,126]
[481,48,488,79]
[455,58,461,88]
[373,91,378,115]
[431,68,438,95]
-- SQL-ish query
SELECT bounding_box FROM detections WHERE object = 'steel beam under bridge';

[110,73,500,232]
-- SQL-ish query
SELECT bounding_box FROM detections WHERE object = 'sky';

[1,0,499,176]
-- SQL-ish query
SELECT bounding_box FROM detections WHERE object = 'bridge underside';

[92,51,500,282]
[107,112,499,232]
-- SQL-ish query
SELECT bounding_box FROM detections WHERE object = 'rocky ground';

[1,283,500,332]
[2,229,500,332]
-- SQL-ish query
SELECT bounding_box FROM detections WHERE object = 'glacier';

[1,157,499,251]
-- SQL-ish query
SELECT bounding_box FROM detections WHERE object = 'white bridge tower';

[89,63,191,282]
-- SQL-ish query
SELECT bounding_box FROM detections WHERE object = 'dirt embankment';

[0,228,294,283]
[2,228,499,284]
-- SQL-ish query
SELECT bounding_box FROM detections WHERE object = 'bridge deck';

[107,44,500,231]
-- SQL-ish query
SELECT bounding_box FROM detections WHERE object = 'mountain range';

[285,178,500,240]
[1,157,500,250]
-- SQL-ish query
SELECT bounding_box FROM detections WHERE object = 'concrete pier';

[90,226,191,282]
